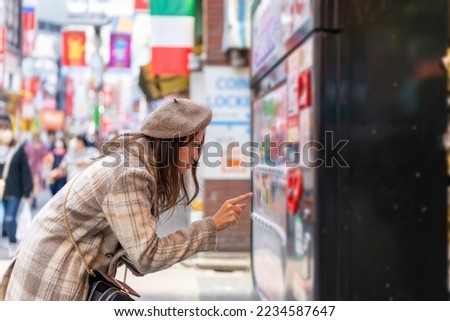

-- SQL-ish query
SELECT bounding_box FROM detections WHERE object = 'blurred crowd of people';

[0,114,105,259]
[42,131,100,197]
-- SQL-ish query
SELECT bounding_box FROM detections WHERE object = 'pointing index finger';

[228,192,253,205]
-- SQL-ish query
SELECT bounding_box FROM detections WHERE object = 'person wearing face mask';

[0,115,33,259]
[0,98,252,300]
[60,134,100,181]
[47,138,67,196]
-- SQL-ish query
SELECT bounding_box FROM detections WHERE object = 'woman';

[0,115,33,258]
[0,98,252,300]
[47,138,67,196]
[24,132,48,209]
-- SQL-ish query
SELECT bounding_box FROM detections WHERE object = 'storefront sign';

[0,26,5,55]
[21,77,39,103]
[280,0,311,42]
[251,0,282,76]
[109,33,131,68]
[203,66,251,179]
[40,110,65,131]
[22,6,36,56]
[62,31,86,66]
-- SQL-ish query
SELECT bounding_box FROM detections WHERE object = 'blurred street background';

[0,0,255,300]
[1,0,450,301]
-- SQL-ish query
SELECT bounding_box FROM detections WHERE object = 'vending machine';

[250,0,448,300]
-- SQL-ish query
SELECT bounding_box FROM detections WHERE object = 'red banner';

[65,77,74,117]
[62,31,86,66]
[21,77,39,103]
[151,47,192,75]
[0,27,5,55]
[135,0,149,11]
[22,7,36,56]
[23,9,36,30]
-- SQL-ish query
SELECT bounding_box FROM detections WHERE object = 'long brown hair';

[100,132,203,216]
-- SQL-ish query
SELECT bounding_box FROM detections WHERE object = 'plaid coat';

[0,153,217,300]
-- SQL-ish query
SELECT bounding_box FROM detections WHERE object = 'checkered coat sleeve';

[0,154,217,300]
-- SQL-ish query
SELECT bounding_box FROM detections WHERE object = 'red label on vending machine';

[287,168,304,215]
[298,70,312,109]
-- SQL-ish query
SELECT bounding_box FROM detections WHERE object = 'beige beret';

[140,98,213,139]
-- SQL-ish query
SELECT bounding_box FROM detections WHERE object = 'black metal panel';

[314,32,344,300]
[251,0,447,301]
[316,0,339,31]
[332,0,448,300]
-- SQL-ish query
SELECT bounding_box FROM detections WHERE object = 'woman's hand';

[212,192,253,231]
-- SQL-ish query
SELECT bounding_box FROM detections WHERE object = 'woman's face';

[177,130,204,175]
[0,120,13,146]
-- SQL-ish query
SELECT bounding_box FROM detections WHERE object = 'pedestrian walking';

[0,98,252,300]
[60,134,100,181]
[24,132,48,209]
[47,138,67,196]
[0,115,33,259]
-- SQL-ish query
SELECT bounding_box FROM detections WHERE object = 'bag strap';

[62,171,129,283]
[63,171,95,276]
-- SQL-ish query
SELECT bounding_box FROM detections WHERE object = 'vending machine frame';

[250,0,448,300]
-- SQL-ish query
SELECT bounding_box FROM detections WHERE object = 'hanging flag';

[150,0,195,75]
[22,6,36,57]
[62,31,86,67]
